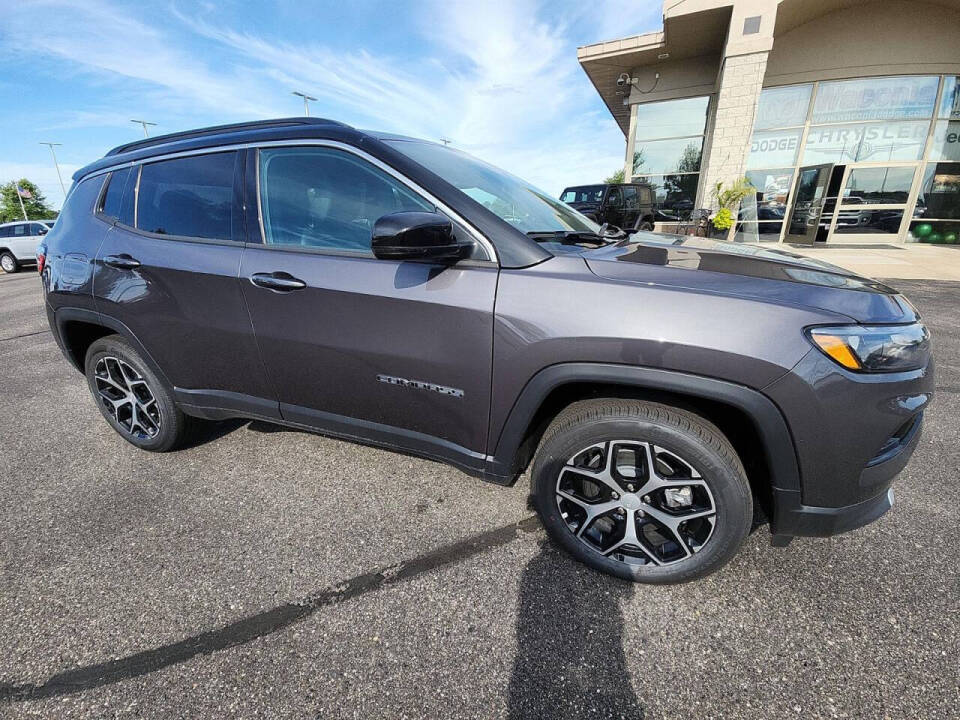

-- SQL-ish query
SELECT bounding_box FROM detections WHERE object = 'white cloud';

[4,0,632,195]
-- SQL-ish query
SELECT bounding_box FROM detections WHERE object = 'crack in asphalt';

[0,329,47,343]
[0,515,541,703]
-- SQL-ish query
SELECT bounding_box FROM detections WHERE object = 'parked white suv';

[0,220,53,273]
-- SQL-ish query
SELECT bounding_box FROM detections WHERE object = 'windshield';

[561,186,605,204]
[384,140,600,235]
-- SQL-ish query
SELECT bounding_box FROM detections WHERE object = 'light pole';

[39,142,67,198]
[292,91,317,116]
[130,119,157,137]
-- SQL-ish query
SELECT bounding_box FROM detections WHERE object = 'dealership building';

[578,0,960,245]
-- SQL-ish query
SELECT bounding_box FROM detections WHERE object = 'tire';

[635,219,654,232]
[84,334,190,452]
[0,252,19,273]
[531,399,752,584]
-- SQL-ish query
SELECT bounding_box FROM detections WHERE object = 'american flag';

[16,185,32,200]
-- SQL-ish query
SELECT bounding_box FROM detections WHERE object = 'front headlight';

[807,323,930,372]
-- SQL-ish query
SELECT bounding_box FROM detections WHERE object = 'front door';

[239,144,498,462]
[604,186,625,228]
[785,164,833,245]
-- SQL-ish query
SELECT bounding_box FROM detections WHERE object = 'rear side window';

[137,152,238,240]
[258,147,432,252]
[12,224,28,237]
[100,167,135,224]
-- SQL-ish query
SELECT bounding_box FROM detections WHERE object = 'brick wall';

[699,51,769,209]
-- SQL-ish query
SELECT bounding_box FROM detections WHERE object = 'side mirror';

[37,226,48,235]
[372,211,470,261]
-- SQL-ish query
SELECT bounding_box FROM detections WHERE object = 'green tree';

[0,179,56,223]
[604,168,625,184]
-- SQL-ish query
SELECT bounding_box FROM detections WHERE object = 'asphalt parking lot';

[1,270,957,719]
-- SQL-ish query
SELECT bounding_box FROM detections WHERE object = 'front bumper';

[763,349,933,537]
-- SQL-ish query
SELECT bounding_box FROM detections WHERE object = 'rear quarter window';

[136,152,239,240]
[100,167,136,225]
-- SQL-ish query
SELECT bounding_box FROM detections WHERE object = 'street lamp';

[292,91,317,116]
[39,142,67,198]
[130,119,157,137]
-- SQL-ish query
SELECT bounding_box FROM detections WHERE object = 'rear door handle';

[249,272,307,292]
[103,254,141,270]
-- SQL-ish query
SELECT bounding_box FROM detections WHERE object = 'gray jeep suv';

[39,118,934,583]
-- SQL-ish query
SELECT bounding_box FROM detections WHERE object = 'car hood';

[581,233,918,324]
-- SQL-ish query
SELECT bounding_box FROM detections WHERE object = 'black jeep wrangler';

[560,183,656,231]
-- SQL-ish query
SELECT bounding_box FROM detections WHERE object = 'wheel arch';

[488,363,800,519]
[54,308,172,389]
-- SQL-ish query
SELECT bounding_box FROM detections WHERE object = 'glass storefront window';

[632,137,703,176]
[940,77,960,119]
[909,219,960,243]
[812,76,939,123]
[916,162,960,219]
[929,121,960,162]
[734,222,783,243]
[803,121,929,164]
[632,173,700,219]
[754,84,812,130]
[634,96,710,140]
[747,129,803,168]
[833,209,904,234]
[843,166,916,204]
[744,168,792,225]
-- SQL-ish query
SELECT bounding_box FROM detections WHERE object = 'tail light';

[36,244,46,274]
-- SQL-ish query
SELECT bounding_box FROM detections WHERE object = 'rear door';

[239,143,498,461]
[93,151,277,416]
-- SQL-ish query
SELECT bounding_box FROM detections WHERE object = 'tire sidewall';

[84,336,183,452]
[0,252,18,273]
[533,415,752,584]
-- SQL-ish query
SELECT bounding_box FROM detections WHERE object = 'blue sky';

[0,0,661,209]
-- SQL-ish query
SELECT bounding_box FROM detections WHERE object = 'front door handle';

[103,254,141,270]
[249,272,307,292]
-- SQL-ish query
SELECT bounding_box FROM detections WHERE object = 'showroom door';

[784,164,834,244]
[824,164,918,244]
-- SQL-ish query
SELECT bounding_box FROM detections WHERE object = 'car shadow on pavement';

[507,542,644,720]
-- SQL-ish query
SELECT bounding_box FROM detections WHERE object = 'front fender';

[486,362,800,494]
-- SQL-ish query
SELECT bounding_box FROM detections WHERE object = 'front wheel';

[0,252,19,273]
[531,399,752,583]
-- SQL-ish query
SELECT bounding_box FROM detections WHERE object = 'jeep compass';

[39,118,934,583]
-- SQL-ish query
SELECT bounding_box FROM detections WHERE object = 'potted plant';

[710,178,755,241]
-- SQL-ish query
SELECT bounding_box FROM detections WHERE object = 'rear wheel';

[635,219,654,232]
[0,252,18,273]
[531,399,752,583]
[84,335,190,452]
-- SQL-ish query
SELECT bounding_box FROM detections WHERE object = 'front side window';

[606,187,623,207]
[561,186,605,203]
[258,147,433,252]
[137,152,238,240]
[622,185,638,209]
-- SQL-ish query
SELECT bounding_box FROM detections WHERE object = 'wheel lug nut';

[643,495,651,503]
[611,492,619,500]
[626,484,635,492]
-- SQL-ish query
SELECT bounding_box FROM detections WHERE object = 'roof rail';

[105,117,350,156]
